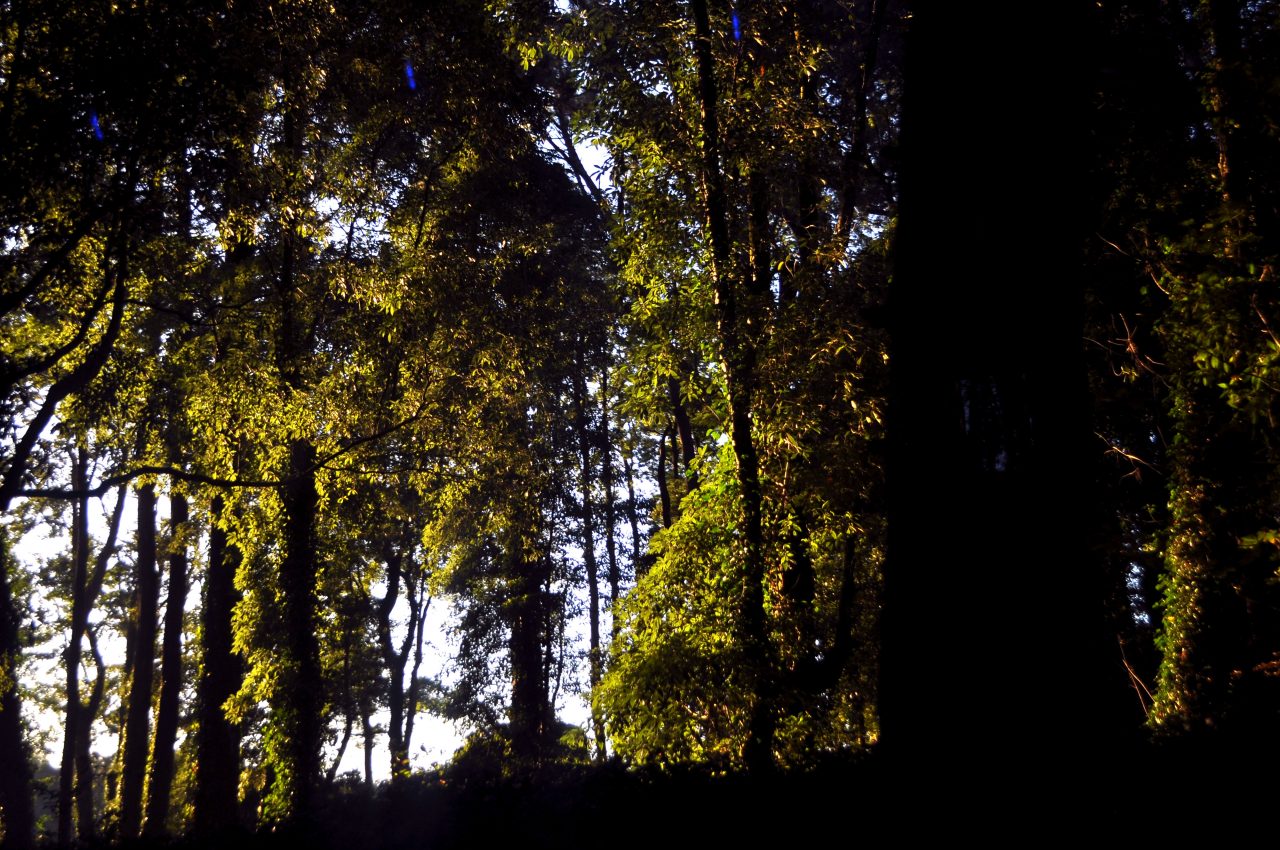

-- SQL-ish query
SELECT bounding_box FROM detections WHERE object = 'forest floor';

[85,739,1280,849]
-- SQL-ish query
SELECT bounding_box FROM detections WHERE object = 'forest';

[2,0,1280,845]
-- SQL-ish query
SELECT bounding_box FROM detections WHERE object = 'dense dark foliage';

[3,0,1280,844]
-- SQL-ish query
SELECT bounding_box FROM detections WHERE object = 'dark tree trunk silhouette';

[881,4,1123,788]
[72,484,124,842]
[0,527,35,850]
[573,365,605,759]
[403,584,429,759]
[193,495,242,836]
[377,542,426,780]
[58,451,90,846]
[279,436,321,823]
[76,627,106,839]
[144,491,189,836]
[656,424,673,530]
[379,550,406,776]
[119,483,159,839]
[600,363,620,640]
[622,439,645,578]
[74,482,123,841]
[360,701,374,789]
[508,533,552,761]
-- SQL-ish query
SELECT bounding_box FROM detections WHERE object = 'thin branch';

[0,248,128,512]
[1118,639,1152,717]
[0,210,102,318]
[555,103,608,212]
[23,402,434,500]
[0,272,115,393]
[20,466,284,500]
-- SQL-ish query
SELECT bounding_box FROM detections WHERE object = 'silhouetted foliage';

[4,1,1280,844]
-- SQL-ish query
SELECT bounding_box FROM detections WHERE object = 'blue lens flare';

[90,111,103,140]
[405,61,417,90]
[732,10,741,41]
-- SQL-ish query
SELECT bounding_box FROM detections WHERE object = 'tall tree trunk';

[1151,0,1280,735]
[119,483,159,839]
[1151,402,1255,730]
[193,495,242,836]
[377,547,415,780]
[573,367,605,760]
[622,439,644,578]
[77,626,107,841]
[360,700,374,789]
[279,438,321,824]
[403,587,429,758]
[543,565,562,724]
[0,528,35,850]
[58,451,90,845]
[144,491,188,836]
[600,364,620,641]
[688,0,773,773]
[508,530,550,761]
[273,80,322,818]
[656,424,673,529]
[882,3,1120,783]
[144,150,196,838]
[75,484,124,842]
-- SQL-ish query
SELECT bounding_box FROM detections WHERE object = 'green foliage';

[598,451,748,768]
[564,0,898,769]
[1149,228,1280,729]
[600,431,881,768]
[16,0,1280,841]
[1140,30,1280,731]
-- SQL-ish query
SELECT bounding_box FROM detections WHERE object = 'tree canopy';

[2,0,1280,845]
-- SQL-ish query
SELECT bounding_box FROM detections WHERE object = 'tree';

[1139,0,1280,735]
[143,486,189,836]
[1,1,274,839]
[54,449,125,844]
[567,0,901,769]
[415,146,613,762]
[192,496,244,836]
[881,4,1134,785]
[8,2,1280,839]
[116,481,158,838]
